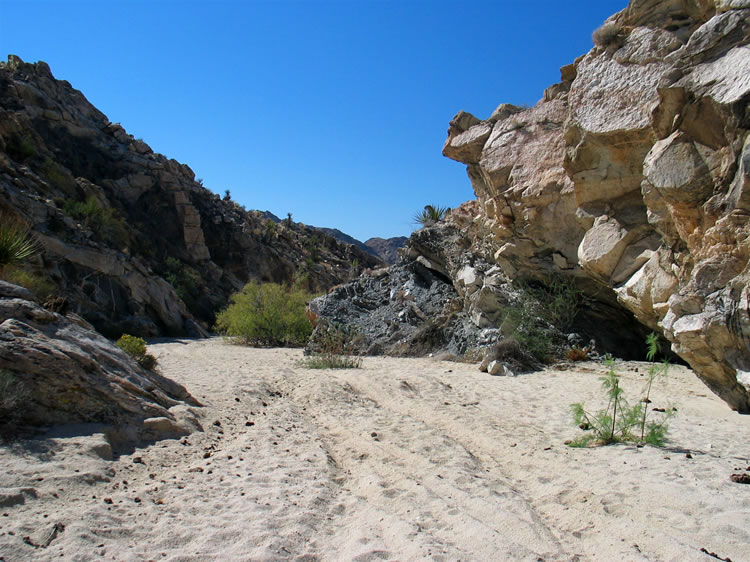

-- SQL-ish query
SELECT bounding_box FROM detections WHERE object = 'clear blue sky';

[1,0,626,241]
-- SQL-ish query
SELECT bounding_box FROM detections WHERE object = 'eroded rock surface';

[442,0,750,411]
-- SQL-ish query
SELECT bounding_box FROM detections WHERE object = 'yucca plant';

[0,215,40,270]
[413,204,449,226]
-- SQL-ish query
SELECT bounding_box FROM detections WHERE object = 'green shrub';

[116,334,158,370]
[215,281,314,347]
[63,196,129,247]
[300,322,363,369]
[1,267,55,300]
[163,257,201,309]
[0,215,40,269]
[5,132,37,163]
[413,204,449,227]
[503,276,582,362]
[569,334,674,447]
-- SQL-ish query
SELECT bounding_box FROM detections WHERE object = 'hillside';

[0,55,382,338]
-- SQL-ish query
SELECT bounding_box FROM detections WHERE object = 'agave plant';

[0,215,40,268]
[413,204,449,226]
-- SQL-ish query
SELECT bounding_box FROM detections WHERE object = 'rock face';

[0,282,201,441]
[309,203,646,364]
[442,0,750,411]
[0,55,381,338]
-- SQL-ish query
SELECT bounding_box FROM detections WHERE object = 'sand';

[1,337,749,561]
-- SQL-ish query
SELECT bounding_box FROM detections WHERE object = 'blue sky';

[1,0,626,241]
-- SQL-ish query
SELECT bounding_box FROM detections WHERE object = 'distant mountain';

[364,237,408,265]
[313,227,406,265]
[258,210,281,223]
[315,227,372,255]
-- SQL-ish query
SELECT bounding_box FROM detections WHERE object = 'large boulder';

[0,283,202,442]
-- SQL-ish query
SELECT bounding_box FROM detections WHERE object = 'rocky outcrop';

[308,220,503,358]
[309,203,649,363]
[443,1,750,411]
[0,282,202,442]
[0,55,381,338]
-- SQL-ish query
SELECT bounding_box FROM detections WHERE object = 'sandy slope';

[1,337,749,561]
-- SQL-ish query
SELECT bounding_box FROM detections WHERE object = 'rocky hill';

[312,0,750,413]
[0,55,382,338]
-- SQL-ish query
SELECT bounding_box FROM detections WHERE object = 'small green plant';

[116,334,158,370]
[569,334,674,447]
[639,333,672,444]
[5,132,37,163]
[1,267,55,300]
[413,204,449,226]
[215,281,314,347]
[163,257,201,310]
[300,322,363,369]
[63,196,128,247]
[263,219,277,237]
[0,369,29,441]
[503,276,582,362]
[0,215,40,270]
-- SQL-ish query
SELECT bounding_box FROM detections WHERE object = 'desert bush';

[116,334,158,370]
[215,281,314,347]
[486,337,540,372]
[63,196,129,247]
[592,22,624,47]
[569,334,674,447]
[461,347,485,363]
[163,257,201,309]
[0,215,40,270]
[0,369,29,441]
[300,322,363,369]
[5,132,37,163]
[413,204,449,227]
[1,267,55,300]
[504,276,582,362]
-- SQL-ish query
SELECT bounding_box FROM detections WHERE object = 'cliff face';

[0,56,381,338]
[443,0,750,411]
